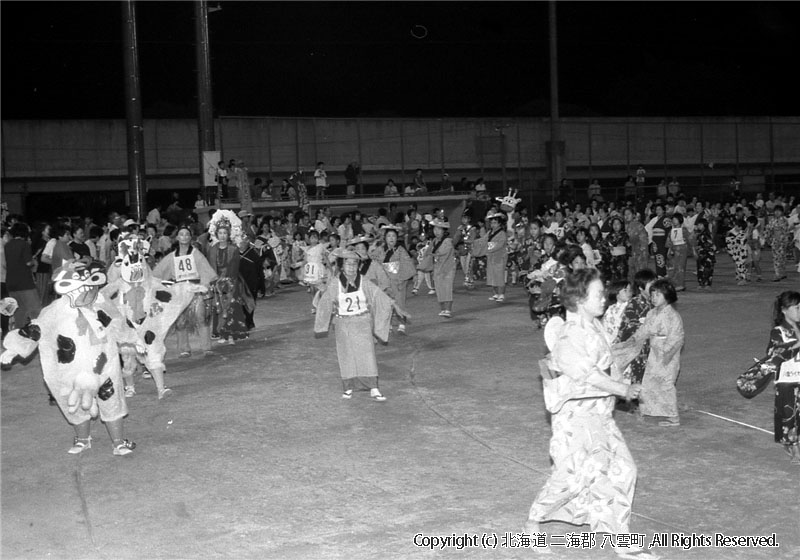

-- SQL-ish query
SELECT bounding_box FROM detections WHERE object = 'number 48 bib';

[173,253,199,283]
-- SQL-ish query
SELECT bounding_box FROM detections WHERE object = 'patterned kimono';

[694,229,716,287]
[483,227,508,288]
[766,322,800,445]
[606,231,630,283]
[725,227,749,282]
[588,234,611,281]
[765,215,792,279]
[647,215,672,278]
[528,312,637,534]
[527,253,563,328]
[520,235,542,277]
[372,244,415,324]
[615,294,652,383]
[432,236,455,303]
[314,273,395,392]
[207,243,250,341]
[453,224,478,286]
[633,305,685,418]
[626,219,650,282]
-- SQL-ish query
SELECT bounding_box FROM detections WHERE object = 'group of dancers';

[1,187,798,558]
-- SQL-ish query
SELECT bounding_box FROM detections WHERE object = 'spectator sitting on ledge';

[384,179,400,197]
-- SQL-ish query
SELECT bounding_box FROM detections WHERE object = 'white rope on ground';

[693,409,773,435]
[407,342,686,532]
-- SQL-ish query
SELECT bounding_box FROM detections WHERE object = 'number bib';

[173,253,199,282]
[338,285,367,316]
[383,261,399,275]
[303,261,322,283]
[777,356,800,384]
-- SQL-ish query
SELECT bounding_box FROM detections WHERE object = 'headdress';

[486,211,508,222]
[496,189,522,213]
[207,209,243,245]
[331,247,362,261]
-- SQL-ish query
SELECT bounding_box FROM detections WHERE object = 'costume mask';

[52,262,107,308]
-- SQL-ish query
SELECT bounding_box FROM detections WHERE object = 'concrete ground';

[2,256,799,560]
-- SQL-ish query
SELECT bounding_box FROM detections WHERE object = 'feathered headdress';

[207,209,243,245]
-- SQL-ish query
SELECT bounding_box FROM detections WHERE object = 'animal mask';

[52,262,107,308]
[115,236,151,283]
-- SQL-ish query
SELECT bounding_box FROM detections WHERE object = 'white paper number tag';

[777,356,800,384]
[303,262,321,283]
[173,253,199,282]
[383,261,399,275]
[338,286,367,316]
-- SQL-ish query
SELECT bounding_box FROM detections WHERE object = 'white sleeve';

[42,238,57,258]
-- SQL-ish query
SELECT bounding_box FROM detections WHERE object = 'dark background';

[2,1,799,120]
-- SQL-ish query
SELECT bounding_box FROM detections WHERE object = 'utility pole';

[195,0,216,201]
[122,0,146,221]
[547,0,565,200]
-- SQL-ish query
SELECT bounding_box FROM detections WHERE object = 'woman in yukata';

[526,268,657,560]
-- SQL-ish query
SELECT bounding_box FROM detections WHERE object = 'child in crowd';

[693,218,716,289]
[290,231,307,284]
[603,279,633,342]
[302,230,329,314]
[506,227,523,285]
[412,234,435,295]
[620,279,685,427]
[725,219,750,286]
[764,204,791,281]
[745,215,763,282]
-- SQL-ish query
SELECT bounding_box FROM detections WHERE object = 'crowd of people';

[1,183,798,554]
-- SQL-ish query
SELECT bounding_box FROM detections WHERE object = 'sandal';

[68,436,92,455]
[342,390,353,399]
[658,420,680,427]
[113,439,136,456]
[179,351,191,358]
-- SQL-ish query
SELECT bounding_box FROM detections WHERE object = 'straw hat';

[347,234,374,246]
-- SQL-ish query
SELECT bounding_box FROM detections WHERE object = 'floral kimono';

[606,230,630,283]
[694,229,716,287]
[766,321,800,446]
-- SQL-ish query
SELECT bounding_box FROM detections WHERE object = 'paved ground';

[2,257,799,560]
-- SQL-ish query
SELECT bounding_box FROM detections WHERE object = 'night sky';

[2,1,798,120]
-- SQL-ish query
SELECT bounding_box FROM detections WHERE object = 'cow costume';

[1,261,138,455]
[102,235,204,398]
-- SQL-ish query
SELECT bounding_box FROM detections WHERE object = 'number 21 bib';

[338,285,367,316]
